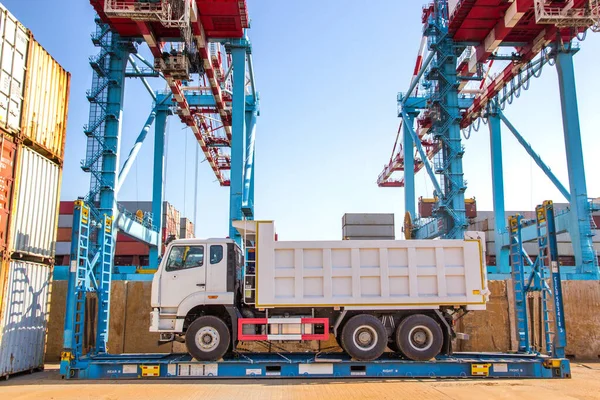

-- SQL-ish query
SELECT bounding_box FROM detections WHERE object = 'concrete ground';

[1,362,599,400]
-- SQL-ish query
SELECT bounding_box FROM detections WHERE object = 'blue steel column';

[149,108,169,270]
[555,47,598,277]
[228,45,247,245]
[98,45,129,220]
[243,106,257,218]
[424,1,467,239]
[487,104,509,273]
[403,110,417,220]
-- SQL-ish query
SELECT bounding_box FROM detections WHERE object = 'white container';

[0,4,28,133]
[57,214,73,228]
[342,213,394,226]
[55,241,70,255]
[0,260,51,377]
[251,221,487,311]
[343,225,395,238]
[10,146,61,258]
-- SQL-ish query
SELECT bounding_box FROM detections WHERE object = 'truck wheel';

[340,314,387,361]
[185,316,230,361]
[395,314,443,361]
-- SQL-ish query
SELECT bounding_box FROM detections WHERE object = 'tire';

[340,314,387,361]
[185,316,231,361]
[395,314,443,361]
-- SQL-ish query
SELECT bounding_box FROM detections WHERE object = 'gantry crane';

[63,0,258,366]
[380,0,600,279]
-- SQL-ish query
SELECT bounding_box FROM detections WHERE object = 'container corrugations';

[342,213,394,226]
[20,38,70,161]
[0,5,28,134]
[0,260,51,377]
[0,134,16,251]
[180,217,194,239]
[342,225,395,237]
[10,146,61,258]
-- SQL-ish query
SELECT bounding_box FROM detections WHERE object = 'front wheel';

[395,314,443,361]
[185,316,230,361]
[340,314,387,361]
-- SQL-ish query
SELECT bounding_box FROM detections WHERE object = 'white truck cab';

[150,238,242,334]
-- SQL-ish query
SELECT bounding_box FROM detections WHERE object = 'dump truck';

[150,220,488,362]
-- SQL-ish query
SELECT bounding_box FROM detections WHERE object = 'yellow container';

[20,37,70,162]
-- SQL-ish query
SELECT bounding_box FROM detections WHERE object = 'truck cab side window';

[210,245,223,264]
[165,246,204,271]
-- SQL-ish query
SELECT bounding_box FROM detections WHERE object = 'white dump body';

[237,221,488,311]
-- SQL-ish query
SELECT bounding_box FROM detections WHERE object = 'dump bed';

[235,221,488,311]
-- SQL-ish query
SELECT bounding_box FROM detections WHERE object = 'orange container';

[56,227,71,242]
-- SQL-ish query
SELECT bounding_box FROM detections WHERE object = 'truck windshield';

[165,246,204,271]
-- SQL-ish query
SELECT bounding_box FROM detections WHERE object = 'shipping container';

[115,241,149,256]
[342,224,395,238]
[56,227,71,242]
[342,213,394,226]
[0,260,51,377]
[10,146,61,258]
[0,5,28,134]
[59,201,74,215]
[54,242,70,256]
[57,214,72,228]
[179,217,194,239]
[20,38,70,162]
[419,197,436,218]
[0,134,16,250]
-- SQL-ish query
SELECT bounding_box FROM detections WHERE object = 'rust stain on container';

[20,38,70,162]
[0,134,15,251]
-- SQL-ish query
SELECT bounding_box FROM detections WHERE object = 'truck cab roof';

[168,238,236,245]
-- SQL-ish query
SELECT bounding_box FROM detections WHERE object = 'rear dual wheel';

[394,314,443,361]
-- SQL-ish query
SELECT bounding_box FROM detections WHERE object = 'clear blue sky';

[5,0,600,240]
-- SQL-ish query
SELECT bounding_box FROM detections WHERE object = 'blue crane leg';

[403,112,416,221]
[229,47,247,245]
[149,110,168,270]
[488,110,509,274]
[555,49,598,277]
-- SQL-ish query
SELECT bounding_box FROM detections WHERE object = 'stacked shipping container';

[180,217,194,239]
[342,213,395,240]
[0,3,70,378]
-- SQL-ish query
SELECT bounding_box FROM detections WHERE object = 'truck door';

[159,244,206,308]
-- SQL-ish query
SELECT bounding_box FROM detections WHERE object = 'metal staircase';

[508,214,531,353]
[507,201,567,358]
[95,214,115,353]
[422,1,467,239]
[243,226,257,305]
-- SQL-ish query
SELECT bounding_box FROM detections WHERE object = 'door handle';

[196,283,205,287]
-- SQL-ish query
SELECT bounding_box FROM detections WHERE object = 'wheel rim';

[195,326,220,352]
[352,325,378,352]
[407,325,434,351]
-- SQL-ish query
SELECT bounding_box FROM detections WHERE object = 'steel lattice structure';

[379,0,600,279]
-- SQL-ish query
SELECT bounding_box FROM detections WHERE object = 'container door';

[159,244,206,308]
